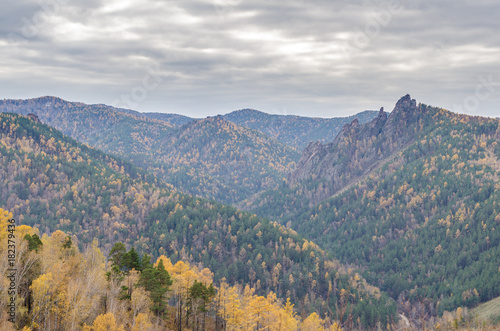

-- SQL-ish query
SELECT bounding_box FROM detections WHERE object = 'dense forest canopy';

[0,113,396,329]
[244,99,500,320]
[1,93,499,329]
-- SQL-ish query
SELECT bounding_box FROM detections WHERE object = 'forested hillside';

[3,95,499,329]
[223,108,379,149]
[247,96,500,321]
[149,116,300,204]
[241,96,420,216]
[0,97,376,205]
[0,113,395,329]
[0,97,299,205]
[0,96,176,155]
[288,95,429,205]
[0,209,340,330]
[115,106,193,126]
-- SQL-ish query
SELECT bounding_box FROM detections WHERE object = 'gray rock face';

[289,95,425,203]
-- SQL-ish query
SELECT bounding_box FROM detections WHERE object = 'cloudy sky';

[1,0,499,118]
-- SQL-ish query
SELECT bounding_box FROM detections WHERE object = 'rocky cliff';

[289,94,427,202]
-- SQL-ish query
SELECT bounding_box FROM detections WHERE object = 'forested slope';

[223,108,379,149]
[266,98,500,318]
[0,97,299,205]
[0,112,395,328]
[0,97,375,205]
[151,116,299,203]
[0,209,339,330]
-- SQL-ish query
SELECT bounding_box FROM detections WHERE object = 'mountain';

[288,95,424,204]
[112,105,194,126]
[3,94,498,327]
[223,108,380,149]
[116,105,380,149]
[0,97,380,205]
[153,115,300,203]
[0,97,299,205]
[0,112,396,328]
[248,95,500,320]
[0,96,177,155]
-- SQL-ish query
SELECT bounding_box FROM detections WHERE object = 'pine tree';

[124,247,142,272]
[138,259,173,317]
[24,233,43,252]
[109,242,127,268]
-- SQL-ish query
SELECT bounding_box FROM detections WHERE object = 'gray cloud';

[1,0,499,118]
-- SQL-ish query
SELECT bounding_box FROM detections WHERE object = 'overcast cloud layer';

[1,0,499,118]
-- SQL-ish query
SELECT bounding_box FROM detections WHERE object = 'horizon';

[5,94,500,121]
[3,94,387,119]
[1,1,499,119]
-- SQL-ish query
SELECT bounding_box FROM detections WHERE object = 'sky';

[1,0,499,118]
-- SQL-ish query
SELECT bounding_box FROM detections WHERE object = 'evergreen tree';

[109,242,127,268]
[24,233,43,252]
[124,247,142,271]
[138,259,173,317]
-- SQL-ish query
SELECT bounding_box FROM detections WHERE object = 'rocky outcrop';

[289,95,425,203]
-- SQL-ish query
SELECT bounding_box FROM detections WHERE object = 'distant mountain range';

[222,108,380,149]
[1,94,499,326]
[0,96,378,204]
[114,103,381,149]
[0,111,395,328]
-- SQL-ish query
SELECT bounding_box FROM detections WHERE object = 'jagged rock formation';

[289,95,426,202]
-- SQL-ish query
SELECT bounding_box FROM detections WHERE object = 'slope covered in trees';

[115,106,193,127]
[0,208,339,330]
[0,113,396,328]
[0,96,176,156]
[223,108,379,149]
[250,96,500,322]
[0,97,299,205]
[152,116,300,203]
[0,97,378,205]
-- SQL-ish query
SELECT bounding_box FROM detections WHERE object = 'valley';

[0,95,499,330]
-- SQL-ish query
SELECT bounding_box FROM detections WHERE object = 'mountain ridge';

[0,111,396,328]
[223,107,380,149]
[247,96,500,320]
[288,94,425,204]
[0,97,300,205]
[0,96,378,205]
[2,94,500,327]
